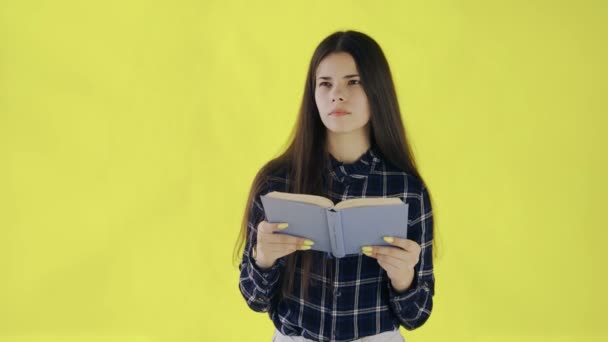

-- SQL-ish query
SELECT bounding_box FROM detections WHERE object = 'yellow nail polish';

[300,245,312,250]
[278,223,289,229]
[303,240,315,246]
[361,246,372,252]
[383,236,394,243]
[363,251,372,256]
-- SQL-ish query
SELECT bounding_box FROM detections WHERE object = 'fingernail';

[383,236,394,243]
[278,223,289,229]
[363,251,372,256]
[299,245,312,250]
[303,240,315,246]
[361,246,372,252]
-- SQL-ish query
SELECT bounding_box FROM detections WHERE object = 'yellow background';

[1,0,606,341]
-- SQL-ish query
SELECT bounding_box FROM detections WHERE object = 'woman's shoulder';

[258,159,290,193]
[377,158,426,194]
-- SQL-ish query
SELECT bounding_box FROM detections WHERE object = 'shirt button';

[263,280,268,285]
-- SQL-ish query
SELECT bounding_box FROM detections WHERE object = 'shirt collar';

[326,145,381,183]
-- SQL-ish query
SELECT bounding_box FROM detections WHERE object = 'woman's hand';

[362,237,421,292]
[253,221,315,269]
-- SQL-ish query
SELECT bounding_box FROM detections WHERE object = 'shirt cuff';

[247,247,284,294]
[388,271,422,301]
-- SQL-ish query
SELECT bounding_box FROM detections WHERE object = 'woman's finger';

[376,254,403,271]
[369,246,408,262]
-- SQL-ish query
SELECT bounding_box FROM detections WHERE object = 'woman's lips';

[331,111,350,116]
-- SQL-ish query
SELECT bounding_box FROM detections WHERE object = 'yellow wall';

[0,0,606,341]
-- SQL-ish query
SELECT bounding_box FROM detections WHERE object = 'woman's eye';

[318,80,360,87]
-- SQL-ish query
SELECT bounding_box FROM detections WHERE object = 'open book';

[260,191,409,258]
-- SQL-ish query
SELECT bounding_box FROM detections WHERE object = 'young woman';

[234,30,438,342]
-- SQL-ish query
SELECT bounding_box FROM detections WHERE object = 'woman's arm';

[238,183,285,312]
[386,185,435,330]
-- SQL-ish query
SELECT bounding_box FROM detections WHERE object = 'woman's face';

[314,52,371,134]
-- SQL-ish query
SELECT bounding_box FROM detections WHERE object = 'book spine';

[334,211,345,258]
[326,209,338,257]
[326,209,346,258]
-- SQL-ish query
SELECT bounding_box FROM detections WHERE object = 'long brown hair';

[233,30,440,302]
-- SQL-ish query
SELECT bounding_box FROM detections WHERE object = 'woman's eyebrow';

[316,74,360,80]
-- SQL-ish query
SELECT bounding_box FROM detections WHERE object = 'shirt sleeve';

[387,184,435,330]
[238,179,286,313]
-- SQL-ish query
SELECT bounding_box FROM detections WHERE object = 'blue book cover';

[260,191,409,258]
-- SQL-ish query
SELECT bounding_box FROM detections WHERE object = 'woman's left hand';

[361,237,421,293]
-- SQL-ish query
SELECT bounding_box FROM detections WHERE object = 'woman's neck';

[326,126,371,164]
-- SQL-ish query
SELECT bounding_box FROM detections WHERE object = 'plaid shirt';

[238,145,435,342]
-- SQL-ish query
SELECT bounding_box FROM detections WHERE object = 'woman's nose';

[331,87,345,102]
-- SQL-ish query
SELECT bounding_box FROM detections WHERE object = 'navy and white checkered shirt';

[238,145,435,341]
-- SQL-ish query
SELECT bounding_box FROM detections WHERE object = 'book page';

[264,191,334,208]
[334,197,403,210]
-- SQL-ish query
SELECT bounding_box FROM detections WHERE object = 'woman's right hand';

[254,221,315,269]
